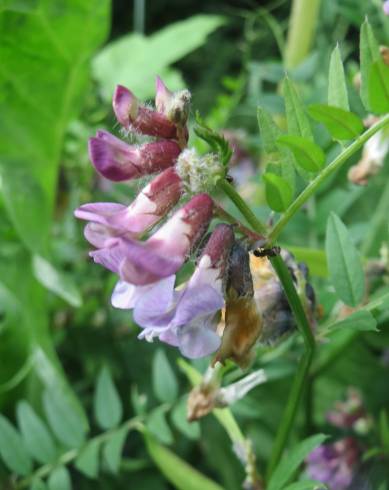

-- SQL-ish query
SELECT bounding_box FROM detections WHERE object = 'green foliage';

[326,213,365,307]
[75,440,101,479]
[47,466,72,490]
[328,44,349,111]
[194,112,233,167]
[152,349,179,404]
[277,135,325,173]
[369,60,389,114]
[326,310,378,333]
[308,104,364,140]
[0,414,32,476]
[263,173,293,212]
[94,366,123,430]
[102,426,129,474]
[360,18,381,110]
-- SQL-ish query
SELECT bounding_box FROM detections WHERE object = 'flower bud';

[155,76,191,127]
[176,148,224,194]
[74,167,182,246]
[113,85,178,139]
[88,130,181,182]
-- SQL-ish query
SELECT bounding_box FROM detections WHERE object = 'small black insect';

[253,246,281,258]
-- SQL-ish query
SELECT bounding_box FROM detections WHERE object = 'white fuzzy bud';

[175,148,224,194]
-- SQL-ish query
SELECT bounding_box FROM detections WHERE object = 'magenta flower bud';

[113,84,177,139]
[155,76,191,129]
[155,76,173,113]
[133,224,234,358]
[91,193,213,286]
[74,167,182,246]
[88,130,181,182]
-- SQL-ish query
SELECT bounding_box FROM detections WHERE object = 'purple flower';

[113,84,178,139]
[306,438,360,490]
[113,224,234,358]
[384,1,389,15]
[88,130,181,182]
[74,167,182,246]
[155,76,191,128]
[90,193,214,286]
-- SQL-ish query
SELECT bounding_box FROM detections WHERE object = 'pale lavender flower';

[306,438,360,490]
[91,193,214,286]
[74,167,182,246]
[88,130,181,182]
[384,1,389,15]
[115,224,234,358]
[113,84,178,139]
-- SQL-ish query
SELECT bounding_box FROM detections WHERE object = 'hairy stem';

[217,179,267,235]
[268,115,389,243]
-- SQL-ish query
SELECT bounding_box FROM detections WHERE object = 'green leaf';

[284,246,327,278]
[93,15,224,99]
[328,44,349,111]
[30,478,47,490]
[360,18,381,110]
[283,481,327,490]
[369,60,389,114]
[283,77,313,141]
[327,310,378,333]
[379,410,389,451]
[194,112,232,166]
[32,255,82,308]
[267,434,328,490]
[17,401,57,464]
[75,439,101,479]
[257,106,295,189]
[171,397,201,440]
[144,431,224,490]
[277,135,325,172]
[0,414,32,476]
[147,406,174,445]
[0,1,110,251]
[48,466,72,490]
[263,173,293,212]
[103,426,129,474]
[43,389,87,449]
[152,349,178,404]
[308,104,364,140]
[94,366,123,430]
[326,213,365,307]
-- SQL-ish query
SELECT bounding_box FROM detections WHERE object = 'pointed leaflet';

[48,466,72,490]
[283,77,313,141]
[17,401,57,464]
[257,106,295,191]
[267,434,328,490]
[75,439,101,479]
[308,104,364,140]
[94,366,123,430]
[277,135,325,172]
[327,310,377,333]
[144,431,224,490]
[0,414,32,476]
[328,44,349,111]
[369,60,389,114]
[326,213,365,307]
[152,349,178,404]
[360,18,381,110]
[147,406,174,445]
[103,426,129,474]
[263,173,293,212]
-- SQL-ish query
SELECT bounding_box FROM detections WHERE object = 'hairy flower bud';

[176,148,224,194]
[88,130,181,181]
[155,76,191,127]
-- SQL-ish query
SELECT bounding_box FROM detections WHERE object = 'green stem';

[268,115,389,243]
[266,255,315,479]
[217,179,267,235]
[285,0,322,69]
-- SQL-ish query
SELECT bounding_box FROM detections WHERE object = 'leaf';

[380,410,389,451]
[283,77,313,141]
[147,406,174,445]
[103,426,129,474]
[0,414,32,476]
[263,173,293,212]
[308,104,364,140]
[75,439,100,479]
[328,310,378,333]
[171,397,201,440]
[94,366,123,430]
[144,431,224,490]
[152,349,178,404]
[32,255,82,308]
[277,135,325,172]
[194,112,232,166]
[48,466,72,490]
[257,106,295,189]
[328,44,349,111]
[0,1,110,251]
[284,246,327,278]
[17,400,57,464]
[326,213,365,306]
[267,434,327,490]
[93,15,224,100]
[30,478,48,490]
[283,481,327,490]
[360,18,380,110]
[369,60,389,114]
[43,388,87,449]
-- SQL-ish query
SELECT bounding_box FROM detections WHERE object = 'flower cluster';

[75,78,314,362]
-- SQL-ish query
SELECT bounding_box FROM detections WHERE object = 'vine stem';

[218,179,315,480]
[268,114,389,244]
